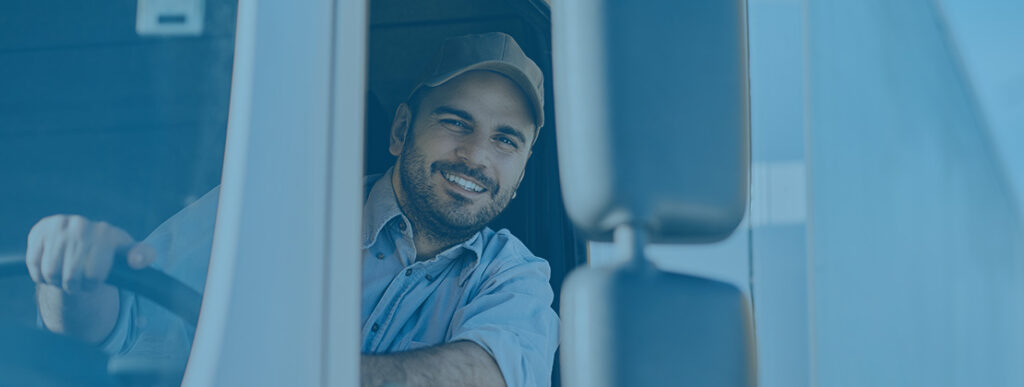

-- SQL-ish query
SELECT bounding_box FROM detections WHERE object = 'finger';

[25,223,47,284]
[81,221,132,284]
[26,214,67,284]
[26,245,44,284]
[80,249,114,292]
[60,219,89,293]
[62,250,85,294]
[126,243,157,269]
[61,260,82,292]
[40,240,66,288]
[78,241,105,292]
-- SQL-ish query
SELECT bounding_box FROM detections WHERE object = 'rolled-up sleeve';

[98,186,217,358]
[448,254,560,387]
[98,289,137,354]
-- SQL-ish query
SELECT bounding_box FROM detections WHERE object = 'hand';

[26,215,156,294]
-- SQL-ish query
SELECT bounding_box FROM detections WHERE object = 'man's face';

[390,70,536,240]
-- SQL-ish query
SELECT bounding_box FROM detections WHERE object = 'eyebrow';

[434,105,530,146]
[433,106,474,123]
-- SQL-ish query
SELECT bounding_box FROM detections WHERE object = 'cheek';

[417,132,462,157]
[497,158,530,187]
[406,136,444,161]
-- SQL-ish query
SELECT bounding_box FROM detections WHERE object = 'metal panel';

[326,0,368,385]
[182,0,345,385]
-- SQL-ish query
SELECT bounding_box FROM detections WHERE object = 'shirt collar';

[437,231,485,262]
[362,168,405,249]
[451,231,487,287]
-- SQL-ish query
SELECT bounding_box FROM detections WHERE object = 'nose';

[453,132,489,168]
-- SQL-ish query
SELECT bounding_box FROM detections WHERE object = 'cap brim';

[417,61,544,130]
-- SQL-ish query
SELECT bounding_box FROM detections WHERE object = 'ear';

[389,103,413,157]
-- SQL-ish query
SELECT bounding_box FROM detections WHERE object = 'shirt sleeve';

[448,253,560,387]
[97,289,137,354]
[106,186,219,359]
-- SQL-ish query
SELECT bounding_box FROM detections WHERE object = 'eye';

[495,136,519,150]
[441,119,470,131]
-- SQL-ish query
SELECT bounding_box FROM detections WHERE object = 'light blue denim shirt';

[360,169,559,386]
[97,168,560,386]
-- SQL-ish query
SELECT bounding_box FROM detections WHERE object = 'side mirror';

[553,0,750,244]
[552,1,755,386]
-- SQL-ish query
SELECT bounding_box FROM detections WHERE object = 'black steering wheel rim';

[0,254,202,327]
[0,254,203,387]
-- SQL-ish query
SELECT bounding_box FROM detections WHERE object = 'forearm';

[37,283,120,344]
[361,341,506,387]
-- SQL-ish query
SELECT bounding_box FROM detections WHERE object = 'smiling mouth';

[441,170,487,194]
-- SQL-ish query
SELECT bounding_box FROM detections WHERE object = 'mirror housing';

[553,0,750,243]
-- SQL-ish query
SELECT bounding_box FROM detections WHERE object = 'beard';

[397,139,514,244]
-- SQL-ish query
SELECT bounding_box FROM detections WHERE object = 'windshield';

[0,1,236,384]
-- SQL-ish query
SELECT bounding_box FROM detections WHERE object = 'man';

[26,32,558,386]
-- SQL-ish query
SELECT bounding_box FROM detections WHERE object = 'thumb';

[126,243,157,269]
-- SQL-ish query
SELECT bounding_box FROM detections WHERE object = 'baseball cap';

[410,32,545,130]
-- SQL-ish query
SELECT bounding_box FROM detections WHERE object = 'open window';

[365,0,586,384]
[366,0,585,295]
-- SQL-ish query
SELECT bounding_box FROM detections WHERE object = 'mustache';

[431,160,499,195]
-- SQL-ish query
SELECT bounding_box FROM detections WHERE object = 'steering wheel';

[0,254,203,387]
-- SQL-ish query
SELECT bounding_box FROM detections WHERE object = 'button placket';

[370,268,420,350]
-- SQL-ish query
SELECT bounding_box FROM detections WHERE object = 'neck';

[392,169,473,261]
[411,229,456,261]
[407,210,476,261]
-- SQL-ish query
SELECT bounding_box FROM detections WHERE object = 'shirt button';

[371,323,380,332]
[425,274,434,281]
[405,268,412,276]
[398,221,407,231]
[376,253,385,260]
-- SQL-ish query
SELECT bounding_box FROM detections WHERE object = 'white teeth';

[443,172,485,193]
